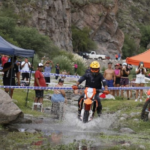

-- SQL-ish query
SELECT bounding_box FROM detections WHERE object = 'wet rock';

[139,145,146,150]
[121,142,131,147]
[45,107,51,110]
[133,118,139,122]
[44,94,51,99]
[120,128,135,134]
[121,114,129,119]
[26,129,37,134]
[130,112,138,118]
[120,117,126,121]
[18,128,26,132]
[0,89,23,125]
[6,124,20,132]
[11,117,32,124]
[72,95,80,101]
[43,98,51,101]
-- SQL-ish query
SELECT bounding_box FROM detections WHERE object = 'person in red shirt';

[34,63,46,109]
[1,55,8,67]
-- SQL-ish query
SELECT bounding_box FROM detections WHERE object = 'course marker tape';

[0,85,150,90]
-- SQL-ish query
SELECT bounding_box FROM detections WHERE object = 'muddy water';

[9,104,118,149]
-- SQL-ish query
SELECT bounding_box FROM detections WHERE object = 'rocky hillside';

[1,0,150,58]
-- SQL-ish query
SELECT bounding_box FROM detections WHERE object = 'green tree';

[72,26,97,52]
[140,25,150,48]
[122,34,137,59]
[12,27,53,56]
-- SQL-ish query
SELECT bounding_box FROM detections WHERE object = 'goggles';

[91,68,99,73]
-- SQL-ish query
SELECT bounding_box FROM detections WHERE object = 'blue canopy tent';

[0,36,34,57]
[0,36,35,105]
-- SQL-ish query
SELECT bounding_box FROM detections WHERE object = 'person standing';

[34,63,46,110]
[55,64,60,80]
[118,53,121,60]
[104,62,115,95]
[74,63,78,73]
[1,55,8,67]
[44,60,53,86]
[21,58,31,81]
[120,63,130,100]
[114,64,121,96]
[135,62,146,102]
[115,54,118,60]
[2,56,20,98]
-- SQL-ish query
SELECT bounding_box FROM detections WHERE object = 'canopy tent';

[0,36,35,105]
[0,36,34,57]
[126,49,150,68]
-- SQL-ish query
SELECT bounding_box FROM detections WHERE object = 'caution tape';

[0,67,81,78]
[0,85,150,90]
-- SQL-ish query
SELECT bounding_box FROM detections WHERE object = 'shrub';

[72,26,97,52]
[52,56,74,74]
[72,53,87,75]
[52,53,86,75]
[122,34,137,59]
[140,25,150,48]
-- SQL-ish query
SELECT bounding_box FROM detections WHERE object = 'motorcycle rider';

[73,61,108,117]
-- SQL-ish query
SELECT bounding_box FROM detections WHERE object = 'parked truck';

[88,51,107,60]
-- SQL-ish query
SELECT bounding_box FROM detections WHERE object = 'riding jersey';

[78,72,106,89]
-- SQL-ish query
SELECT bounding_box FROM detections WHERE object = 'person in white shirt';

[21,58,31,81]
[135,62,146,102]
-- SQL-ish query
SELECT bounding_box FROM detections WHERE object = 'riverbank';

[0,77,150,150]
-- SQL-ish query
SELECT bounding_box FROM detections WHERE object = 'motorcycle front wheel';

[83,110,89,123]
[141,99,150,121]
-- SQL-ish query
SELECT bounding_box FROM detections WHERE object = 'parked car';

[88,51,106,60]
[78,52,89,59]
[105,55,110,60]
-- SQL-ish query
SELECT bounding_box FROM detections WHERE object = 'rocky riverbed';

[0,77,149,150]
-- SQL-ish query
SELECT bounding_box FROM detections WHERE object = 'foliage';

[13,26,55,57]
[122,34,137,59]
[52,53,86,75]
[72,26,97,52]
[140,25,150,49]
[52,56,74,74]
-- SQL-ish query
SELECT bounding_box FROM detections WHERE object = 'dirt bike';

[72,85,109,123]
[141,90,150,121]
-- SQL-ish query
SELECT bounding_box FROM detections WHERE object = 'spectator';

[51,78,66,103]
[16,58,22,72]
[114,64,121,96]
[0,54,2,67]
[2,56,20,98]
[74,63,78,73]
[61,70,67,80]
[1,55,8,67]
[115,54,118,60]
[21,58,31,81]
[120,63,130,100]
[118,53,121,60]
[34,63,46,110]
[135,62,146,102]
[55,64,60,80]
[41,56,45,64]
[44,60,53,86]
[104,62,115,95]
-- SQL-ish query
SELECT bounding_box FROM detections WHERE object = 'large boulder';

[0,89,23,125]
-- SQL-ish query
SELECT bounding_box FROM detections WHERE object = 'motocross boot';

[78,110,81,118]
[97,109,102,117]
